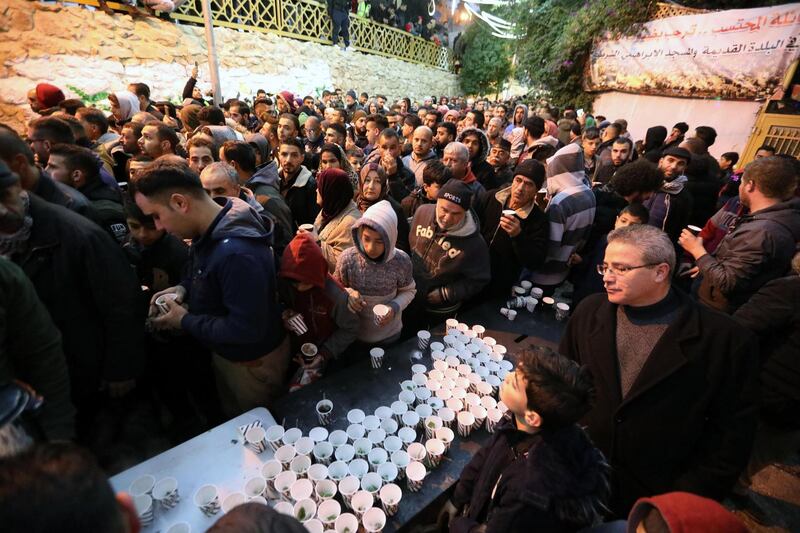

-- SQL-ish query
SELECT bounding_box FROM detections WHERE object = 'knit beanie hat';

[36,83,65,109]
[346,89,357,99]
[513,159,546,189]
[437,179,472,211]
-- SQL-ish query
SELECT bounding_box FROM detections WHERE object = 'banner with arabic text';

[586,4,800,100]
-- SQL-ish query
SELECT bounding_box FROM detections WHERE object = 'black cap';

[513,159,546,190]
[437,179,472,211]
[661,146,691,162]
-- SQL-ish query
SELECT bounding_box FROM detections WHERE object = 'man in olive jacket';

[559,224,758,516]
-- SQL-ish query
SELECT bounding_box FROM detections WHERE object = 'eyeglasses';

[596,263,661,276]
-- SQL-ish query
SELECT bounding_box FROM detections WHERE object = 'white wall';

[593,91,763,158]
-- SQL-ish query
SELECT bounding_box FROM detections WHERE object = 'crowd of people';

[0,75,798,532]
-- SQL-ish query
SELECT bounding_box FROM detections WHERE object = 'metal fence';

[68,0,452,70]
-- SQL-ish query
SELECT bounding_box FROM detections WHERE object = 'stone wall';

[0,0,460,132]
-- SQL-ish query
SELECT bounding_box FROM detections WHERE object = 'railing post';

[200,0,223,105]
[275,0,284,31]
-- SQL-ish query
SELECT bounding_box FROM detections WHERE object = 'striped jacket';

[530,142,596,287]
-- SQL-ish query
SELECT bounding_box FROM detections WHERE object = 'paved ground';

[734,459,800,532]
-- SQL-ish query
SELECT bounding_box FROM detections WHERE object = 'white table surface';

[110,407,278,532]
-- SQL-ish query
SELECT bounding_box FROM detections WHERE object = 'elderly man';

[474,159,548,297]
[442,142,484,196]
[408,179,490,321]
[200,162,263,213]
[401,126,437,186]
[486,117,504,144]
[560,224,758,517]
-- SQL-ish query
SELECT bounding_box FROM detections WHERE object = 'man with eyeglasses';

[560,224,758,517]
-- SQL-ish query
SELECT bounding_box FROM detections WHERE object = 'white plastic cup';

[353,437,372,459]
[380,417,398,435]
[383,435,403,454]
[542,296,555,309]
[346,424,366,443]
[335,512,359,533]
[369,347,385,369]
[295,436,315,457]
[262,459,283,498]
[315,479,338,502]
[507,309,517,321]
[316,400,334,426]
[194,484,220,516]
[350,490,374,518]
[328,460,350,482]
[405,461,426,492]
[313,441,335,465]
[470,404,487,429]
[397,426,417,448]
[328,429,348,447]
[305,518,324,533]
[486,407,504,433]
[291,454,312,478]
[367,447,388,472]
[687,224,703,235]
[308,426,330,442]
[372,304,391,326]
[379,483,402,517]
[348,458,369,479]
[244,476,267,499]
[301,342,318,364]
[274,471,297,501]
[425,438,445,469]
[287,312,309,335]
[531,287,544,299]
[435,426,455,453]
[221,492,247,514]
[390,400,408,423]
[290,478,314,502]
[128,474,155,497]
[363,415,382,431]
[283,427,303,446]
[347,409,366,425]
[338,476,360,508]
[401,410,420,430]
[374,405,394,421]
[308,463,329,484]
[407,442,427,463]
[318,499,342,529]
[335,443,355,463]
[165,522,191,533]
[555,302,570,321]
[361,471,383,495]
[266,424,286,451]
[424,416,443,439]
[293,498,317,523]
[363,507,387,533]
[417,330,431,350]
[377,461,398,484]
[133,494,154,526]
[274,500,294,516]
[457,411,476,437]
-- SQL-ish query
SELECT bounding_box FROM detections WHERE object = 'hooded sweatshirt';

[626,492,747,533]
[643,126,667,163]
[530,142,595,287]
[334,201,416,343]
[279,234,359,359]
[504,104,528,138]
[458,127,498,190]
[409,204,490,313]
[180,197,284,361]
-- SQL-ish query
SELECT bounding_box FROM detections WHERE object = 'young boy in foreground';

[440,346,609,533]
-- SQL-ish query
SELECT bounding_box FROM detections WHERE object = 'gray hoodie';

[247,161,294,250]
[334,200,416,343]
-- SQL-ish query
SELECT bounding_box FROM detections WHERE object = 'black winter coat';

[559,290,758,516]
[734,275,800,429]
[474,187,548,297]
[18,195,145,401]
[451,418,609,533]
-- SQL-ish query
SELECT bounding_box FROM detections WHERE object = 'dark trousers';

[331,9,350,46]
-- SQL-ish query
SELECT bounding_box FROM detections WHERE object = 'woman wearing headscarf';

[318,143,359,192]
[356,163,410,253]
[313,168,362,273]
[108,91,140,131]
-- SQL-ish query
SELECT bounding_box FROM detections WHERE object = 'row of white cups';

[126,320,513,533]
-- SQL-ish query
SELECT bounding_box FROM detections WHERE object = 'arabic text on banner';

[586,4,800,100]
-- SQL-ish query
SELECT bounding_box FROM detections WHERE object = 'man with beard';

[486,139,513,187]
[303,115,324,171]
[349,110,368,149]
[593,137,633,185]
[434,122,456,158]
[402,126,436,186]
[457,128,497,190]
[643,146,693,244]
[474,159,548,297]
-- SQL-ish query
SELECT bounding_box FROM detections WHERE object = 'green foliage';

[67,85,111,110]
[459,21,514,97]
[500,0,653,110]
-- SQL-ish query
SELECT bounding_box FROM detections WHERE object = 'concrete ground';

[733,458,800,532]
